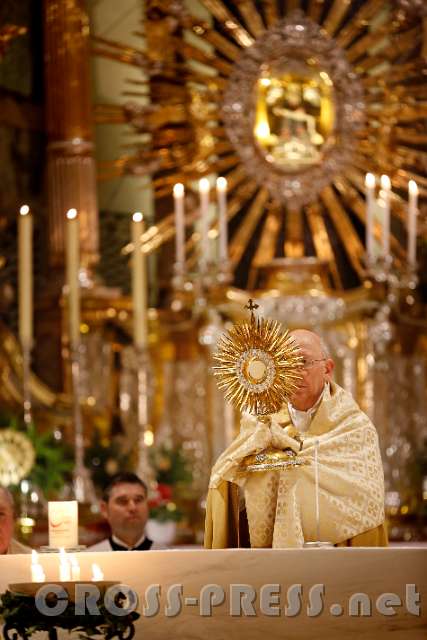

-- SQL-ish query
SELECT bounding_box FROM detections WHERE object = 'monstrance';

[0,429,35,487]
[213,299,304,472]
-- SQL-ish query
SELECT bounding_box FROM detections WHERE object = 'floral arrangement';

[148,444,192,523]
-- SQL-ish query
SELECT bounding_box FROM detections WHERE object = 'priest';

[0,487,31,554]
[205,329,387,548]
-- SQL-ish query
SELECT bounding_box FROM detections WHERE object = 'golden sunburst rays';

[213,301,303,415]
[92,0,426,288]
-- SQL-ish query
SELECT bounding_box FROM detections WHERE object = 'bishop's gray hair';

[319,336,332,359]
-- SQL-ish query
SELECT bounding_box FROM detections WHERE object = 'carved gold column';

[44,0,98,278]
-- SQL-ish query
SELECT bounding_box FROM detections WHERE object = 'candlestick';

[199,178,210,273]
[365,173,375,264]
[65,209,96,504]
[18,205,33,347]
[380,175,391,258]
[173,183,185,274]
[408,180,418,268]
[65,209,80,348]
[216,177,228,264]
[131,212,148,349]
[48,501,78,548]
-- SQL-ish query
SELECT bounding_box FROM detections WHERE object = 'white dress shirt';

[287,383,328,433]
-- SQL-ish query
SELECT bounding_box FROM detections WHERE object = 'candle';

[408,180,418,268]
[173,183,185,272]
[59,548,71,581]
[216,177,228,263]
[365,173,375,264]
[65,209,80,348]
[131,212,148,349]
[380,175,391,257]
[18,205,33,347]
[199,178,210,272]
[48,501,78,548]
[31,550,45,583]
[59,562,71,582]
[70,554,81,581]
[91,563,104,582]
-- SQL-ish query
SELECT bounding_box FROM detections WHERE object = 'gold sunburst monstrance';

[213,300,303,415]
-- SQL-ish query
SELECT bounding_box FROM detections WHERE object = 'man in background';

[0,486,31,554]
[88,472,166,551]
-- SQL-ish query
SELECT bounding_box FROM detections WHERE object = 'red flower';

[157,483,172,500]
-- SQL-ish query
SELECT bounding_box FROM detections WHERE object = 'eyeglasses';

[300,358,326,370]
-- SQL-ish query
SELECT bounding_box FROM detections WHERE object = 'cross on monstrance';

[245,299,259,320]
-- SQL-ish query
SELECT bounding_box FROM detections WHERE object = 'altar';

[0,548,426,639]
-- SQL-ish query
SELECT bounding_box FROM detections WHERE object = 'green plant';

[0,412,73,498]
[148,444,193,523]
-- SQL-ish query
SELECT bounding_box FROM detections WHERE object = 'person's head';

[289,329,334,411]
[0,487,15,554]
[101,472,148,544]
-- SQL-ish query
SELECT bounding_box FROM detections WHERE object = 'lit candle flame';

[91,563,104,582]
[408,179,418,196]
[199,178,210,194]
[365,173,375,189]
[216,177,227,192]
[66,208,78,220]
[380,174,391,190]
[173,183,184,197]
[19,204,30,216]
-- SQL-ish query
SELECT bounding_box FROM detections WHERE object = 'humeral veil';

[205,382,387,548]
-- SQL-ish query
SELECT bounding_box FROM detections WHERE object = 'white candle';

[65,209,80,348]
[173,183,185,272]
[58,548,71,581]
[18,205,33,347]
[59,562,71,582]
[408,180,418,268]
[48,501,78,548]
[380,174,391,257]
[216,177,228,263]
[31,550,45,583]
[70,554,81,581]
[199,178,210,272]
[365,173,375,264]
[91,563,104,582]
[131,212,148,349]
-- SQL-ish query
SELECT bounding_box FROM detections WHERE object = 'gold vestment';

[205,382,387,548]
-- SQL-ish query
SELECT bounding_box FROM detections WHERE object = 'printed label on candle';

[48,501,78,548]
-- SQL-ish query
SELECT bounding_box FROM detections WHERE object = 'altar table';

[0,547,425,639]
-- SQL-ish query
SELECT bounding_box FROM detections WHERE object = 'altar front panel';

[0,548,426,639]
